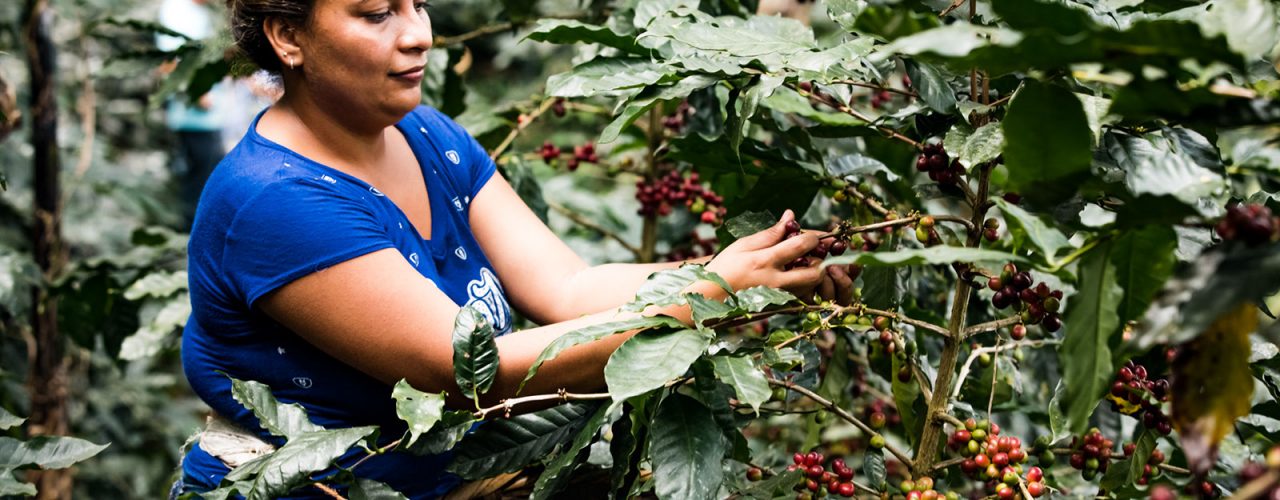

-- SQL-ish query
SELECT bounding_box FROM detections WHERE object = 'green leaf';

[599,76,719,144]
[521,316,684,392]
[711,355,771,413]
[904,60,956,113]
[822,246,1030,268]
[949,122,1005,170]
[735,286,797,313]
[1003,81,1093,205]
[826,154,899,182]
[448,403,596,480]
[891,354,925,446]
[228,378,323,440]
[1099,456,1133,491]
[1060,242,1122,435]
[1134,246,1280,349]
[1097,130,1225,211]
[452,306,499,403]
[524,20,645,55]
[0,471,35,496]
[863,448,887,489]
[123,270,187,300]
[724,211,777,239]
[400,410,475,456]
[0,436,109,470]
[1048,381,1069,442]
[687,294,739,326]
[622,265,733,313]
[545,59,670,98]
[729,75,786,153]
[650,394,725,500]
[1163,0,1279,60]
[0,408,24,431]
[605,329,713,402]
[349,478,409,500]
[391,380,445,449]
[530,404,610,500]
[1128,430,1157,483]
[993,199,1073,265]
[861,266,905,311]
[1111,226,1178,324]
[225,426,376,500]
[851,6,942,41]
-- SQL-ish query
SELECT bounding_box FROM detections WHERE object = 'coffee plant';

[5,0,1280,498]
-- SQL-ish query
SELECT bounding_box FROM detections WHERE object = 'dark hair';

[226,0,312,72]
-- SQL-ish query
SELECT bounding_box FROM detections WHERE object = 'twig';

[963,315,1023,339]
[913,363,934,402]
[950,339,1061,402]
[1230,471,1279,500]
[789,82,922,150]
[547,201,642,258]
[831,79,919,99]
[473,390,613,420]
[933,411,965,429]
[313,482,346,499]
[435,22,515,47]
[939,0,968,17]
[931,456,967,472]
[1045,233,1115,273]
[986,337,1001,416]
[845,187,891,216]
[767,378,915,467]
[863,307,952,338]
[490,97,556,161]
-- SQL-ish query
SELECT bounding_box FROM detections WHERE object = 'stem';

[547,201,643,259]
[434,22,515,47]
[795,84,923,150]
[962,315,1023,339]
[913,163,995,474]
[863,307,951,338]
[830,79,920,98]
[473,390,613,420]
[313,483,346,499]
[1045,233,1115,273]
[490,97,556,161]
[845,187,892,217]
[767,378,915,468]
[639,106,663,263]
[951,339,1061,402]
[1229,472,1279,500]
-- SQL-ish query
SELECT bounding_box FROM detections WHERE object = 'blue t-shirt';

[180,105,514,498]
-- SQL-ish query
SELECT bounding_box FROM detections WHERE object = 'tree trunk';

[23,0,71,498]
[756,0,813,25]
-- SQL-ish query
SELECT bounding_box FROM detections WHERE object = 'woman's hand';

[705,210,826,295]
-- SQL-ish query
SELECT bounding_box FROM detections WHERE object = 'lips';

[390,65,426,79]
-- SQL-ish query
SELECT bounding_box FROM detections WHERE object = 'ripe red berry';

[1026,481,1045,497]
[1010,324,1026,340]
[870,412,887,429]
[746,467,763,481]
[807,464,824,478]
[836,482,855,497]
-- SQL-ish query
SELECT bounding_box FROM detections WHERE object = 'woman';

[178,0,857,497]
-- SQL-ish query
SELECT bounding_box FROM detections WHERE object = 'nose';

[398,6,433,53]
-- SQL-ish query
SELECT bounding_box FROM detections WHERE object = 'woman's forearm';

[549,256,715,322]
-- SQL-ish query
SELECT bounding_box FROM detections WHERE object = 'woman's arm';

[257,217,824,409]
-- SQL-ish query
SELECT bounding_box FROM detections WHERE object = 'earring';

[287,54,295,70]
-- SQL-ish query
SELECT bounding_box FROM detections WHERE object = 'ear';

[263,16,304,69]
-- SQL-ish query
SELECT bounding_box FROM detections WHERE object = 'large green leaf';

[599,76,719,144]
[851,6,942,41]
[452,306,499,403]
[605,329,713,401]
[993,199,1073,265]
[711,355,771,413]
[861,266,905,311]
[943,122,1004,170]
[1163,0,1279,60]
[1111,226,1178,324]
[399,410,476,456]
[904,60,956,113]
[621,265,733,313]
[524,19,645,55]
[1096,129,1225,211]
[545,59,671,98]
[0,436,109,470]
[735,286,797,313]
[391,380,445,449]
[530,404,611,500]
[224,426,377,500]
[521,316,684,391]
[728,75,785,153]
[349,479,409,500]
[447,403,596,480]
[650,394,725,500]
[1002,82,1093,205]
[863,447,887,490]
[1060,242,1122,435]
[0,470,35,496]
[891,353,926,446]
[822,246,1030,268]
[228,378,323,440]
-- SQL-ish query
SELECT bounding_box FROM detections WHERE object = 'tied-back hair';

[225,0,312,73]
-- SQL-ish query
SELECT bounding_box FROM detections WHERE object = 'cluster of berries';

[915,216,942,247]
[662,101,695,132]
[988,264,1064,333]
[538,141,600,171]
[663,230,719,262]
[777,452,858,498]
[1107,361,1173,435]
[983,218,1001,242]
[781,220,849,270]
[1121,442,1167,485]
[915,143,965,187]
[1149,481,1219,500]
[1066,428,1115,480]
[635,170,726,224]
[1216,203,1278,247]
[949,420,1046,498]
[896,477,959,500]
[1236,445,1280,499]
[870,89,895,109]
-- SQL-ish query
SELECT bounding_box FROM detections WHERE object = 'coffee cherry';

[1026,481,1045,497]
[746,467,764,481]
[870,411,887,429]
[836,482,855,497]
[1041,314,1062,332]
[1010,324,1027,340]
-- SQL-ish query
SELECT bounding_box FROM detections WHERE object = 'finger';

[769,231,821,265]
[735,209,795,250]
[780,259,825,290]
[819,275,836,302]
[829,265,854,305]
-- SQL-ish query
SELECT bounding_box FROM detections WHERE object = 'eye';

[364,10,391,23]
[414,1,429,12]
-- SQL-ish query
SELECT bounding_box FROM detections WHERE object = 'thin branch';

[913,363,934,402]
[767,378,915,467]
[931,456,967,472]
[313,482,346,499]
[795,84,923,150]
[845,186,891,216]
[963,315,1023,339]
[831,79,919,98]
[490,97,556,161]
[435,22,515,47]
[1045,233,1115,273]
[933,411,965,429]
[951,339,1061,402]
[939,0,968,17]
[863,307,952,338]
[547,201,643,258]
[1229,472,1279,500]
[473,390,613,420]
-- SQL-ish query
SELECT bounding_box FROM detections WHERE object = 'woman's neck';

[269,88,393,171]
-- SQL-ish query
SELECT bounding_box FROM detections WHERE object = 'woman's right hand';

[705,210,826,295]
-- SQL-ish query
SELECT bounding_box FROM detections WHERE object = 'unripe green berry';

[870,435,886,449]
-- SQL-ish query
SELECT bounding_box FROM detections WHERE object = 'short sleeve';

[421,107,496,199]
[222,178,396,307]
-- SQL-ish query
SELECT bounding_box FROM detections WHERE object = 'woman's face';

[296,0,433,124]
